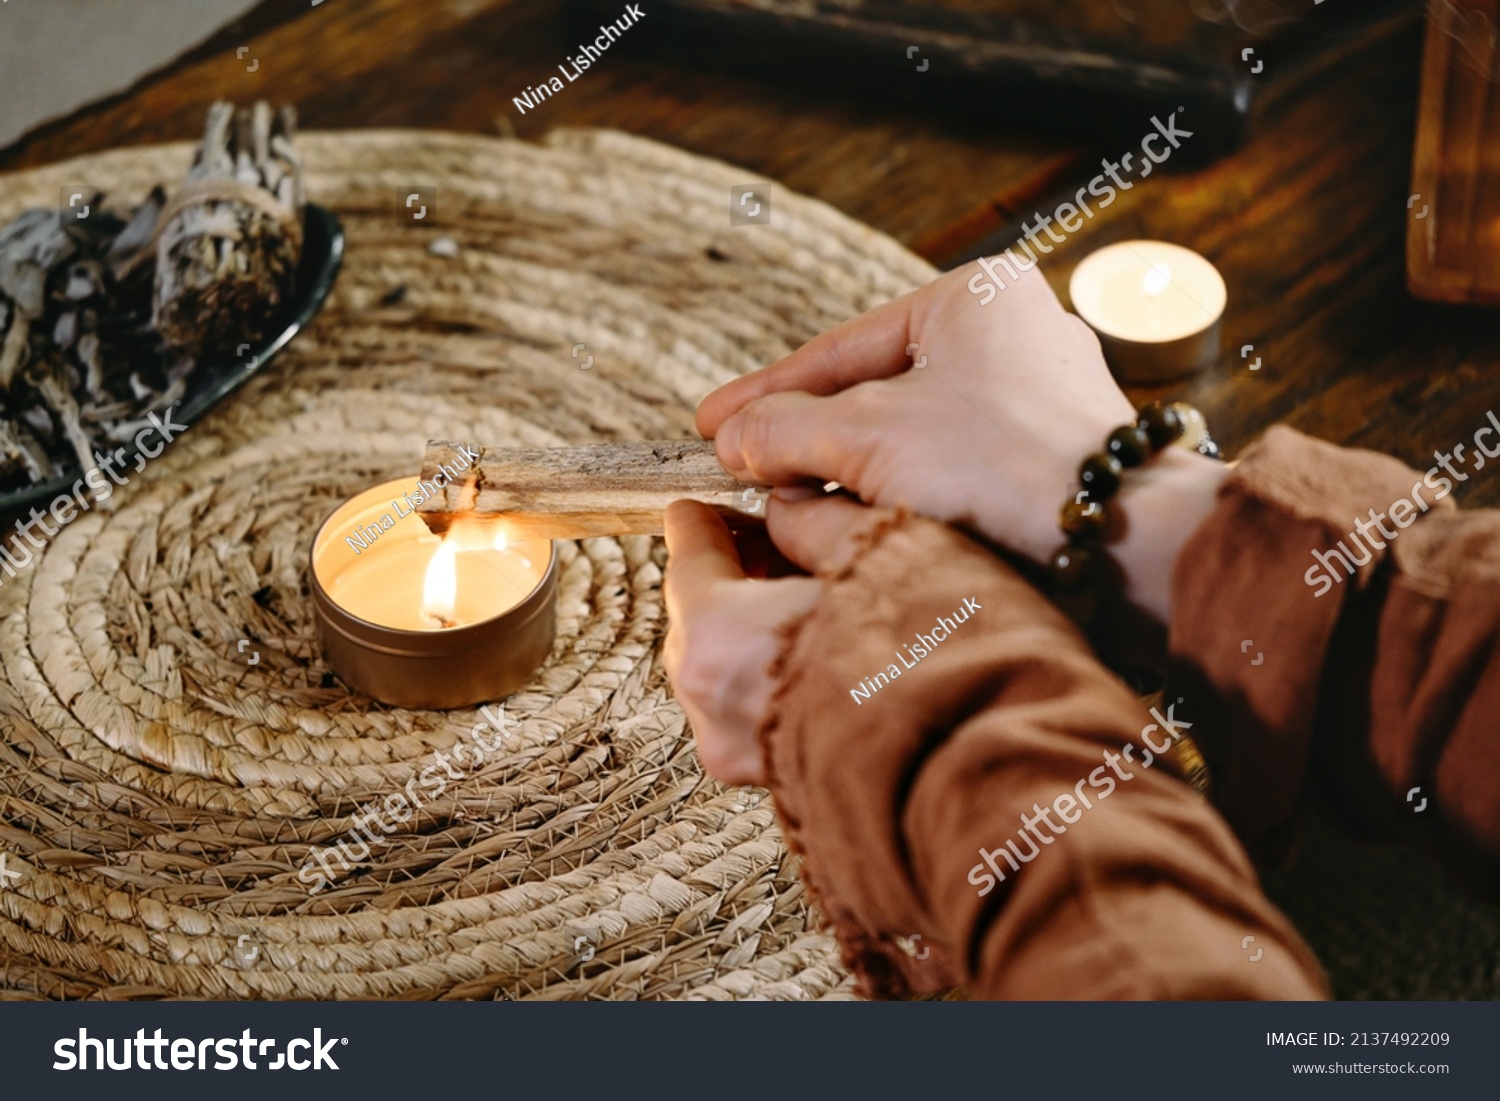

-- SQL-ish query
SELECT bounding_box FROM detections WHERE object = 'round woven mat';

[0,128,933,1000]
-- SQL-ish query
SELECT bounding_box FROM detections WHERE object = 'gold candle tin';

[309,478,558,710]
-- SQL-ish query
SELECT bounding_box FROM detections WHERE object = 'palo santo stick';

[417,439,769,540]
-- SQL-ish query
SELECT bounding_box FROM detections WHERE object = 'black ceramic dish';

[0,202,344,516]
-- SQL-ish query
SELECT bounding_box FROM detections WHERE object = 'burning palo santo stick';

[417,440,770,540]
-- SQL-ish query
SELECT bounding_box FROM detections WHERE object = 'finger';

[712,388,873,486]
[731,525,805,579]
[696,291,918,438]
[766,494,896,576]
[663,500,745,615]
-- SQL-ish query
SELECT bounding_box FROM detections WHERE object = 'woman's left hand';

[663,493,887,786]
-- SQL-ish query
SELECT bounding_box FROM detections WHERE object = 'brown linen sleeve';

[1169,425,1500,894]
[760,512,1328,1000]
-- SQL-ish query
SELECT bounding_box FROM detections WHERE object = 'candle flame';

[420,520,529,628]
[1142,263,1173,297]
[421,538,459,628]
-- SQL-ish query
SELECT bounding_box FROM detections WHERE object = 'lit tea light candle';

[1069,240,1227,384]
[309,478,557,709]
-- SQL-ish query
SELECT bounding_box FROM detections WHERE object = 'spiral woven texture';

[0,129,934,1000]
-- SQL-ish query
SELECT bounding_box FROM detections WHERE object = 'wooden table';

[6,1,1491,498]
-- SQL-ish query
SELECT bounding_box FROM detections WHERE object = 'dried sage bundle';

[153,101,305,360]
[0,100,305,492]
[0,192,164,484]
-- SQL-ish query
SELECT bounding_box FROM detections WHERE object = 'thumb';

[663,500,745,617]
[766,494,896,576]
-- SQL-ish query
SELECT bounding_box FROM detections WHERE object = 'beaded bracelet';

[1049,400,1219,798]
[1049,401,1219,616]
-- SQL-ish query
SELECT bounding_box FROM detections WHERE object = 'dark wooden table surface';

[2,0,1495,492]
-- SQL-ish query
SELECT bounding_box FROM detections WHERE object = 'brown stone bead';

[1137,402,1184,450]
[1049,542,1101,592]
[1053,585,1098,626]
[1106,424,1152,467]
[1060,497,1107,538]
[1078,452,1123,499]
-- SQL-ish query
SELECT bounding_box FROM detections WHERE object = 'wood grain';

[4,0,1495,515]
[417,439,767,539]
[601,0,1255,157]
[949,10,1500,511]
[0,0,1080,265]
[1407,0,1500,305]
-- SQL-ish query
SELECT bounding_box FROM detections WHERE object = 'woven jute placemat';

[0,128,933,1000]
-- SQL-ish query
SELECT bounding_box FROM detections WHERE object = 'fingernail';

[771,485,819,504]
[715,414,744,471]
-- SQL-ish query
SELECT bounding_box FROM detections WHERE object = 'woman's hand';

[663,494,886,786]
[695,263,1227,623]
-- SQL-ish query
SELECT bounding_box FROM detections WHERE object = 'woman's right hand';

[696,261,1228,623]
